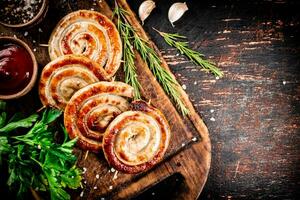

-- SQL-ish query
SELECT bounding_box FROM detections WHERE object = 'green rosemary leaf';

[154,28,224,78]
[114,3,142,99]
[114,3,189,115]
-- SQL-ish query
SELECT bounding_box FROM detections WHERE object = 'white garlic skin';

[138,0,156,25]
[168,2,189,27]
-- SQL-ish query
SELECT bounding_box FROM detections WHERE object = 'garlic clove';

[168,2,189,27]
[138,0,156,25]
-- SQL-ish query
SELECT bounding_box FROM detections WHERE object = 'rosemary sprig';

[132,35,189,115]
[153,28,224,78]
[113,5,141,99]
[113,3,189,115]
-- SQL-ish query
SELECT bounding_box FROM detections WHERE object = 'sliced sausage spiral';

[64,82,134,152]
[39,55,108,110]
[48,10,122,78]
[103,100,171,174]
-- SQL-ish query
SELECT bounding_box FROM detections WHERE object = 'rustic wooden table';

[128,0,300,199]
[1,1,211,199]
[0,0,299,199]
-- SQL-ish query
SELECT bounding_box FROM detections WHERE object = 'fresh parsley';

[0,101,82,200]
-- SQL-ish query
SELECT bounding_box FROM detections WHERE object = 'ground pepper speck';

[0,0,43,25]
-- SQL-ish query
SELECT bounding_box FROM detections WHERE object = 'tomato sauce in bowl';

[0,37,37,99]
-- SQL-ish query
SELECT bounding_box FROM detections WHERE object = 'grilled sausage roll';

[39,55,108,110]
[48,10,122,78]
[64,81,134,152]
[103,100,171,174]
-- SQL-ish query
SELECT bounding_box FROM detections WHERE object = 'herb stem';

[113,4,141,99]
[113,3,189,115]
[153,28,224,78]
[30,156,43,167]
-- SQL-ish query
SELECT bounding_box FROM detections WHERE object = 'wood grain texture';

[0,0,211,199]
[127,0,300,199]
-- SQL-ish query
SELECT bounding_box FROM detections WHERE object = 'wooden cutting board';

[0,0,211,199]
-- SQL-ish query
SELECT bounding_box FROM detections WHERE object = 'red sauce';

[0,43,33,95]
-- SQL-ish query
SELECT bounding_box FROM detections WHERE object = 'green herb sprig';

[0,103,82,200]
[154,28,223,78]
[114,5,141,99]
[132,35,189,115]
[113,3,189,115]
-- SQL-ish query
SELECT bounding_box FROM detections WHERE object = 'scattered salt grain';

[223,30,231,33]
[93,186,97,190]
[192,137,197,142]
[152,192,155,196]
[112,171,118,180]
[181,143,185,147]
[96,174,99,179]
[80,191,84,197]
[24,31,28,37]
[109,185,113,190]
[110,168,116,173]
[210,117,216,121]
[282,81,286,85]
[33,48,37,52]
[182,84,187,90]
[216,76,220,80]
[38,28,43,32]
[193,81,197,85]
[210,109,215,113]
[90,8,95,11]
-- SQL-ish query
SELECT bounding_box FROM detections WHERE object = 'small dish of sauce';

[0,37,37,99]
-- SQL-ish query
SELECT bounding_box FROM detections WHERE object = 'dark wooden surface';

[0,0,211,199]
[1,0,299,199]
[128,0,300,199]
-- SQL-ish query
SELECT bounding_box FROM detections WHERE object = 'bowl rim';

[0,36,38,100]
[0,0,48,28]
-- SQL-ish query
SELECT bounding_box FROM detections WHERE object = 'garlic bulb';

[168,2,189,27]
[138,0,156,25]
